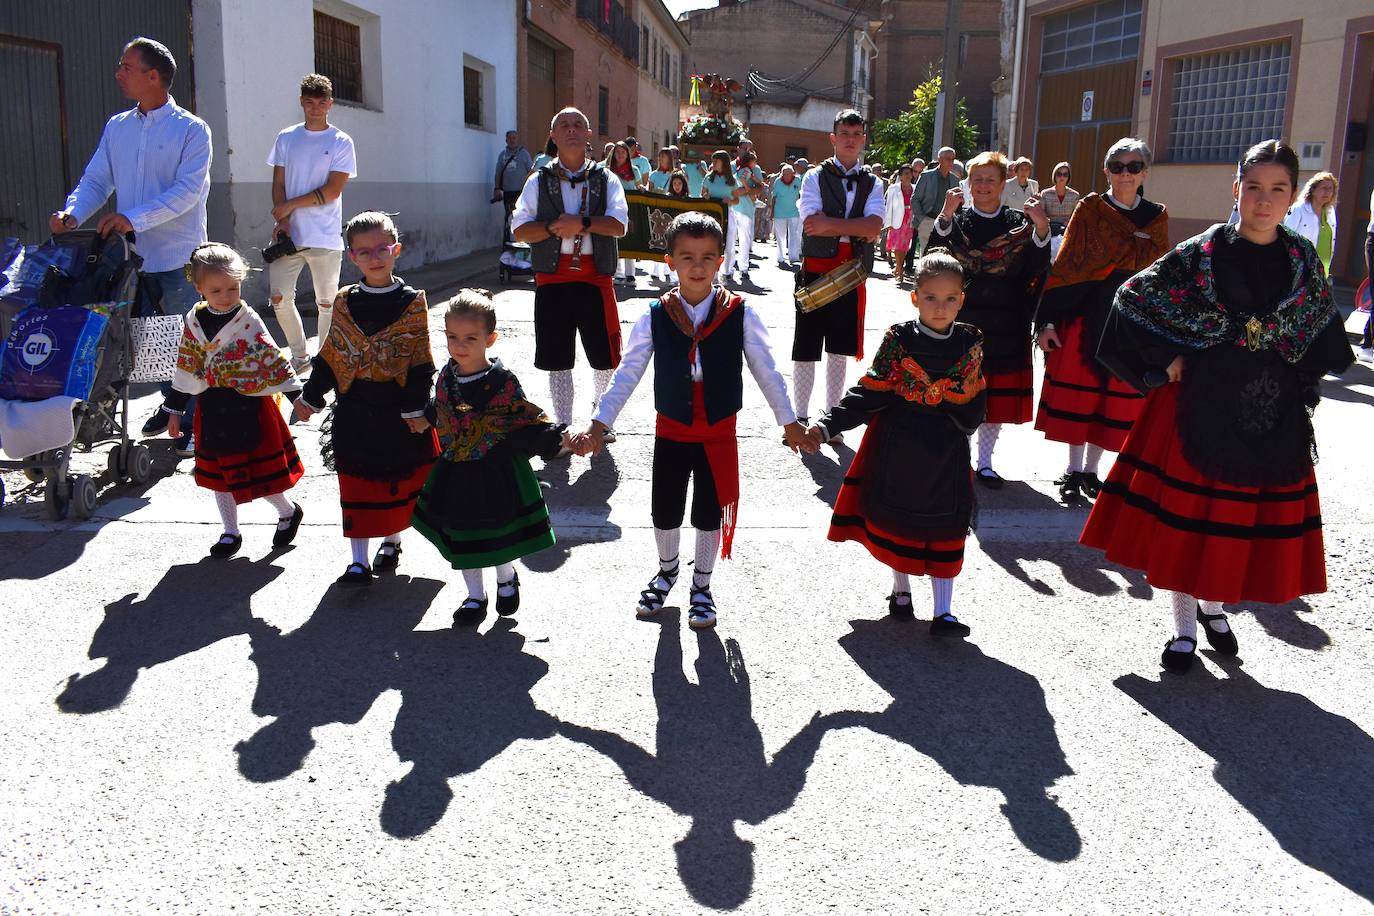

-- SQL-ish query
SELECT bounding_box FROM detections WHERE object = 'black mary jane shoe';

[337,562,374,587]
[373,542,402,572]
[887,591,915,621]
[1055,471,1084,504]
[209,533,243,559]
[930,613,971,638]
[1196,607,1239,656]
[495,572,521,616]
[975,467,1005,490]
[1160,636,1197,673]
[453,596,489,627]
[1079,473,1104,500]
[272,503,305,547]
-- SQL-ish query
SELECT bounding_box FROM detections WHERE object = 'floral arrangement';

[678,114,745,147]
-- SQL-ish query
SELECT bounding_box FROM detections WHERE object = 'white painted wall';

[752,98,843,133]
[192,0,518,295]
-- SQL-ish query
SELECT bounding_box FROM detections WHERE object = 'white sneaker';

[1358,346,1374,363]
[291,354,312,374]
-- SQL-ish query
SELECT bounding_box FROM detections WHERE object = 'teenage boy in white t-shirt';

[267,73,358,371]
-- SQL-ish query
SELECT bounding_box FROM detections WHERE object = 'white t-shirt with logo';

[267,123,358,250]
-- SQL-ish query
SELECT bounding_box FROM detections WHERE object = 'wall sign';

[1081,90,1094,122]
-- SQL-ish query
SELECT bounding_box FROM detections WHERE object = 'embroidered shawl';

[1044,193,1169,292]
[936,207,1041,279]
[1113,224,1336,364]
[320,286,432,394]
[434,360,551,462]
[173,302,300,397]
[860,323,985,405]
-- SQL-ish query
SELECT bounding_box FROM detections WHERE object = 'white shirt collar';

[971,203,1003,218]
[916,319,954,340]
[1106,191,1140,211]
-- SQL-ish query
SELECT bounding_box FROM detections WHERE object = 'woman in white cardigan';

[1283,171,1338,279]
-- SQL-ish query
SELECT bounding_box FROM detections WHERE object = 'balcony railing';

[575,0,639,62]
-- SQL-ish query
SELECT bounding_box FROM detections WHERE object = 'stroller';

[498,241,534,284]
[0,231,151,518]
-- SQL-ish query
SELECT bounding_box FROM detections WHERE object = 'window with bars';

[314,10,362,103]
[1167,40,1291,163]
[1040,0,1141,74]
[641,26,649,68]
[464,66,482,127]
[529,37,556,84]
[598,85,609,136]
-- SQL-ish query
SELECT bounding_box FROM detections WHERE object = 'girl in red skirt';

[164,243,305,559]
[924,151,1050,489]
[1035,138,1169,504]
[808,252,987,637]
[294,212,439,587]
[1082,141,1354,673]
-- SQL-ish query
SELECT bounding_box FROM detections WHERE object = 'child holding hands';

[164,243,305,558]
[807,252,987,636]
[411,289,572,625]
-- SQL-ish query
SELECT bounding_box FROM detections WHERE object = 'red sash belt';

[655,381,740,559]
[536,254,622,367]
[801,241,867,361]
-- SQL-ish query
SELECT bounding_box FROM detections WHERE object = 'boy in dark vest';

[511,107,629,447]
[793,108,886,440]
[572,212,812,629]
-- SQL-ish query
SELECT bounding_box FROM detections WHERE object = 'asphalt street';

[3,241,1373,914]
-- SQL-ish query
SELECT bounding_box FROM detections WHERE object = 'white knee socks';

[824,352,848,412]
[462,568,486,600]
[1067,444,1085,474]
[932,577,955,618]
[652,527,682,592]
[350,537,370,565]
[549,369,574,426]
[976,423,1002,470]
[793,360,817,420]
[264,492,294,516]
[214,491,240,536]
[592,368,614,416]
[891,569,912,605]
[495,562,517,596]
[693,527,720,589]
[1169,591,1199,650]
[1083,444,1104,476]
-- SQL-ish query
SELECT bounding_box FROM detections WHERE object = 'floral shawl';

[1113,224,1336,364]
[860,323,985,405]
[173,302,300,397]
[434,360,551,462]
[320,286,432,394]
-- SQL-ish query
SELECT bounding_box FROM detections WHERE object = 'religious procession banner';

[618,191,728,262]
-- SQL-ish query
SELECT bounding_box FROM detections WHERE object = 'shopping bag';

[129,314,184,383]
[0,304,108,400]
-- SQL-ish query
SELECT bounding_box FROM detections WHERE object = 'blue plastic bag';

[0,240,81,311]
[0,305,108,401]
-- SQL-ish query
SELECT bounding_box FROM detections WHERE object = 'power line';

[748,0,871,95]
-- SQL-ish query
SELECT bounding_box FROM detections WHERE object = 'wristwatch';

[581,215,592,230]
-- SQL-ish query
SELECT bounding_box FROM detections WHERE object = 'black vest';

[529,161,618,276]
[650,298,746,426]
[801,159,876,269]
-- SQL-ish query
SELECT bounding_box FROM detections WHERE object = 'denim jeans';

[147,266,200,425]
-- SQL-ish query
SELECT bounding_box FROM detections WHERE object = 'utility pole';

[938,0,961,153]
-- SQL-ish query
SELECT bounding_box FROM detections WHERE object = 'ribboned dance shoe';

[687,586,717,629]
[636,563,679,619]
[209,533,242,559]
[1161,635,1197,673]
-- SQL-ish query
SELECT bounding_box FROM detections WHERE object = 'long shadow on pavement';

[798,440,855,509]
[1117,657,1374,902]
[825,618,1081,862]
[56,554,285,713]
[559,615,830,910]
[1230,597,1330,651]
[235,575,442,783]
[381,616,559,838]
[529,448,623,571]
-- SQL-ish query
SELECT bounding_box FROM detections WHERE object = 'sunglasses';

[1055,171,1070,179]
[1107,161,1146,175]
[350,242,401,260]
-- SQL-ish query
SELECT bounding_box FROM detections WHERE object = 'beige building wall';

[636,0,688,155]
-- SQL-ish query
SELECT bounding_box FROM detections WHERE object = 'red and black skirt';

[828,425,966,578]
[1035,317,1145,450]
[338,428,439,539]
[1080,383,1326,604]
[192,397,303,505]
[983,365,1034,425]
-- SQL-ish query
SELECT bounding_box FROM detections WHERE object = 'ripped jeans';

[268,247,344,360]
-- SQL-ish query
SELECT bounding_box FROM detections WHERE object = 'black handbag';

[262,234,298,263]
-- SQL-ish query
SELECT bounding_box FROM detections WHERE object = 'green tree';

[869,72,981,171]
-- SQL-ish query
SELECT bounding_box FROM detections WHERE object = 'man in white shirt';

[267,73,358,371]
[512,107,629,435]
[793,109,885,429]
[50,36,211,449]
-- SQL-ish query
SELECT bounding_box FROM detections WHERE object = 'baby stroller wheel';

[23,466,44,483]
[127,444,153,484]
[44,475,70,520]
[107,446,128,482]
[71,475,97,519]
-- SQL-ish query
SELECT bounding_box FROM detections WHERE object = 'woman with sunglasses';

[1034,139,1169,504]
[1040,162,1079,260]
[295,211,439,586]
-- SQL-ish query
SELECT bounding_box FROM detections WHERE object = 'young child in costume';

[294,212,438,586]
[572,212,810,629]
[163,243,305,559]
[411,289,572,626]
[806,252,987,636]
[1081,141,1354,673]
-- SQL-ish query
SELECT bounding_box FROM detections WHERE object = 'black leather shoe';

[142,411,170,436]
[975,467,1005,489]
[1055,471,1083,503]
[272,503,304,547]
[1196,607,1239,656]
[930,613,971,638]
[373,542,402,571]
[337,562,373,587]
[453,596,488,626]
[887,591,914,620]
[1161,636,1197,673]
[1079,473,1104,499]
[209,533,242,559]
[495,572,521,616]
